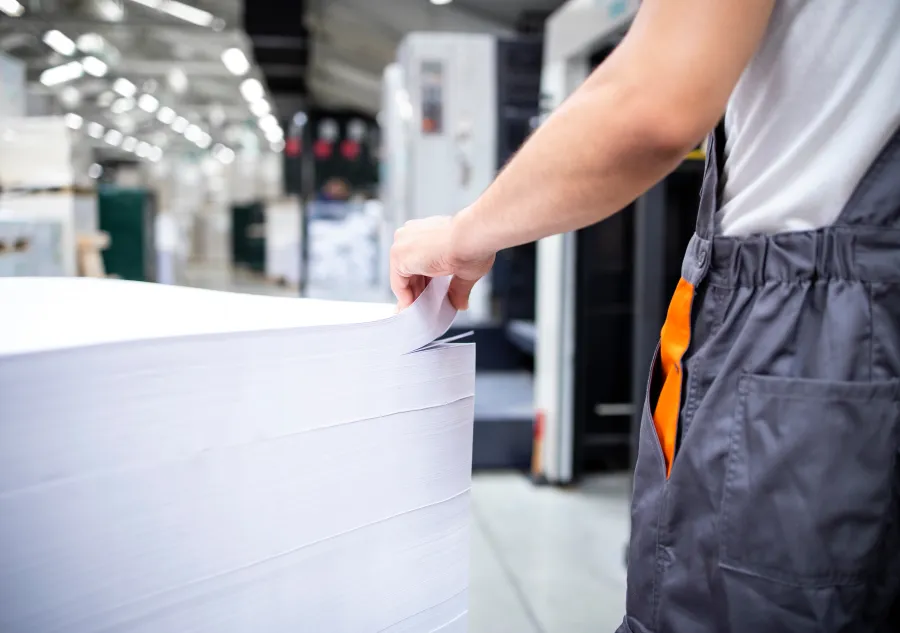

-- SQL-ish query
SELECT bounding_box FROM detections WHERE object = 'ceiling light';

[40,61,84,87]
[430,0,453,4]
[214,146,235,165]
[104,129,123,147]
[167,67,188,93]
[59,86,81,108]
[258,114,279,131]
[111,97,135,114]
[127,0,161,7]
[240,78,264,102]
[171,116,189,134]
[64,113,84,130]
[81,56,108,77]
[97,0,125,20]
[161,0,214,26]
[148,146,163,162]
[76,33,105,54]
[221,47,250,76]
[87,122,105,139]
[88,163,103,179]
[0,0,24,16]
[265,127,283,143]
[43,30,77,56]
[270,139,285,153]
[136,141,151,158]
[121,136,138,152]
[184,124,203,143]
[112,78,136,97]
[157,106,176,124]
[137,93,160,113]
[250,99,270,117]
[196,132,212,149]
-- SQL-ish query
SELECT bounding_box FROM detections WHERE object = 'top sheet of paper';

[0,276,457,358]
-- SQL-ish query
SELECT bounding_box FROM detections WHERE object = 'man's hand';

[390,214,495,311]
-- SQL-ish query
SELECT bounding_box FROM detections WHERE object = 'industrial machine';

[381,32,545,469]
[383,31,543,326]
[532,0,705,485]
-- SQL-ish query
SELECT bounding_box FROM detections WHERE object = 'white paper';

[0,276,474,633]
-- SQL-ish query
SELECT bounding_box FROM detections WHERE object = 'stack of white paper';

[0,276,474,633]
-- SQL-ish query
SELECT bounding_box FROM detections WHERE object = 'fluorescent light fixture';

[148,146,163,162]
[215,146,235,165]
[430,0,453,4]
[265,127,283,143]
[43,30,77,56]
[136,141,151,158]
[161,0,214,26]
[258,114,279,131]
[40,61,84,87]
[157,106,176,124]
[122,136,138,152]
[171,116,189,134]
[167,67,188,93]
[104,129,123,147]
[221,47,250,76]
[112,78,137,97]
[137,93,160,113]
[111,97,135,114]
[0,0,24,17]
[240,78,264,102]
[64,113,84,130]
[87,122,105,139]
[97,0,124,20]
[88,163,103,179]
[81,56,108,77]
[184,124,203,143]
[270,139,285,153]
[76,33,105,54]
[128,0,161,7]
[196,132,212,149]
[59,86,81,108]
[250,99,270,117]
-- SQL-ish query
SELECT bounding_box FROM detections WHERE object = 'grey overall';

[619,125,900,633]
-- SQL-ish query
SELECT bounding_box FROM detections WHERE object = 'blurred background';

[0,0,705,631]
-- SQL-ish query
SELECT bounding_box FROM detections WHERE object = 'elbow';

[631,99,709,162]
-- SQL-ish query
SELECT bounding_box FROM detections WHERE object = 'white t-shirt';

[717,1,900,237]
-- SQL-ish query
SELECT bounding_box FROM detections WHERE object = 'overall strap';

[832,123,900,228]
[694,121,727,241]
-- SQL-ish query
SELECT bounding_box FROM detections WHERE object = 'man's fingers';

[390,270,415,311]
[448,275,478,311]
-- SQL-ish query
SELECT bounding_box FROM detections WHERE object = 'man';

[390,0,900,631]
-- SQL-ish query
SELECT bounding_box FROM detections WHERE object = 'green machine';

[230,201,265,273]
[98,186,157,282]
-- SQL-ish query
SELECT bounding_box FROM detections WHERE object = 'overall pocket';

[719,374,899,586]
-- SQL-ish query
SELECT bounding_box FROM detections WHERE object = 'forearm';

[451,67,701,259]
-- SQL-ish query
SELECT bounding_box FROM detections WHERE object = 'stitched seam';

[719,375,747,570]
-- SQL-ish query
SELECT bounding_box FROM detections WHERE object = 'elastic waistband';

[686,227,900,288]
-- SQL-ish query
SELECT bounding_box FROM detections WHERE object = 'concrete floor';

[469,472,628,633]
[180,263,630,632]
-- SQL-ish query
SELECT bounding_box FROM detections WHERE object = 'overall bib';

[619,125,900,633]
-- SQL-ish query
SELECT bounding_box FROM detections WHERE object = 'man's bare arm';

[449,0,775,261]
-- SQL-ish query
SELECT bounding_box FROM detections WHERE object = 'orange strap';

[654,278,694,478]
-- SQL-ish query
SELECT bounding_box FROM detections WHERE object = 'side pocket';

[720,374,899,586]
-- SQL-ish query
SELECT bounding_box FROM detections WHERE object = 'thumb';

[448,275,478,311]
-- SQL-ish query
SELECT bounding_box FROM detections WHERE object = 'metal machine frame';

[533,0,641,485]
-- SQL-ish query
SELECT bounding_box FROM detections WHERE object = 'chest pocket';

[719,373,899,586]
